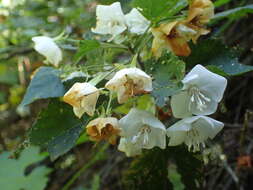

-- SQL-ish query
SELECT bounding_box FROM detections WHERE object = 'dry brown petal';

[86,117,120,144]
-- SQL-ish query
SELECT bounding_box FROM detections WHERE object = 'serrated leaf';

[213,4,253,20]
[147,54,185,107]
[185,39,253,76]
[21,66,65,106]
[29,100,87,160]
[74,39,101,63]
[132,0,182,22]
[0,146,51,190]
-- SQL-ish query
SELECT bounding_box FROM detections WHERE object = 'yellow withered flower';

[151,21,192,57]
[63,82,99,118]
[86,117,121,145]
[151,0,214,57]
[185,0,214,42]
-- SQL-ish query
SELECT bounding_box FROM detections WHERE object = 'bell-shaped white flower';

[171,64,227,118]
[125,8,150,35]
[91,2,127,40]
[105,68,152,104]
[63,82,99,118]
[118,137,142,157]
[32,36,62,67]
[119,108,166,150]
[167,116,224,152]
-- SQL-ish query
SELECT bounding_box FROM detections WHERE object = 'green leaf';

[29,100,87,160]
[147,54,185,107]
[132,0,182,22]
[214,0,232,7]
[168,146,203,189]
[213,4,253,20]
[21,66,65,106]
[74,40,101,63]
[123,148,173,189]
[0,146,51,190]
[185,39,253,76]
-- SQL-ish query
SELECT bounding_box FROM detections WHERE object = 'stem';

[62,143,108,190]
[106,92,113,116]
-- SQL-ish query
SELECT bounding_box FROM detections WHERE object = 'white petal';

[119,108,166,149]
[190,96,218,116]
[167,122,190,146]
[32,36,62,66]
[171,91,192,118]
[148,128,166,149]
[73,107,86,118]
[125,8,150,35]
[199,116,224,139]
[118,137,142,157]
[183,65,227,102]
[92,2,127,38]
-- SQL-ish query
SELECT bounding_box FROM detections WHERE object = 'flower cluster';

[92,2,150,41]
[30,0,228,157]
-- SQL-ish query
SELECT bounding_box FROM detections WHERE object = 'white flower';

[167,116,224,152]
[63,82,99,118]
[125,8,150,35]
[118,137,142,157]
[105,68,152,103]
[91,2,127,40]
[119,108,166,150]
[32,36,62,66]
[171,64,227,118]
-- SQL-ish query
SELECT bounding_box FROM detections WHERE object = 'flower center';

[131,125,151,147]
[188,86,211,112]
[185,128,205,152]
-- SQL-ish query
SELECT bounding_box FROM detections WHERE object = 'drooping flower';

[184,0,214,42]
[118,137,142,157]
[171,65,227,118]
[105,68,152,104]
[86,117,120,144]
[91,2,127,40]
[151,0,214,57]
[151,21,192,57]
[32,36,62,66]
[63,82,99,118]
[167,116,224,152]
[119,108,166,150]
[125,8,150,35]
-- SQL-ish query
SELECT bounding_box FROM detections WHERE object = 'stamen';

[188,86,211,111]
[131,125,151,147]
[186,128,205,152]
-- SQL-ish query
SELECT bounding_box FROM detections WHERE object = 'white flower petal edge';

[32,36,62,67]
[105,68,152,103]
[63,82,99,118]
[119,108,166,150]
[91,2,127,40]
[118,137,142,157]
[167,116,224,152]
[125,8,150,35]
[171,64,227,118]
